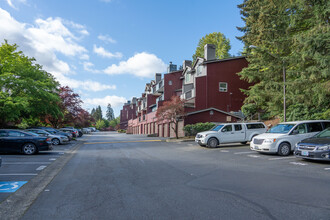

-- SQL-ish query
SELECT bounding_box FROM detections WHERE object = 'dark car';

[0,129,52,155]
[59,128,78,138]
[294,128,330,161]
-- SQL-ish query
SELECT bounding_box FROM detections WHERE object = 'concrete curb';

[165,139,195,143]
[0,141,84,220]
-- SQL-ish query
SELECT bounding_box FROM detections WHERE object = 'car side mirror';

[222,129,227,132]
[291,130,299,135]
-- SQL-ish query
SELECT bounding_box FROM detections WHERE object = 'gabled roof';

[186,107,244,119]
[202,56,246,65]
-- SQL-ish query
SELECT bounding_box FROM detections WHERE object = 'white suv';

[250,120,330,156]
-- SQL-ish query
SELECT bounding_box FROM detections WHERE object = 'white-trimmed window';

[185,73,191,83]
[169,80,172,85]
[219,82,228,92]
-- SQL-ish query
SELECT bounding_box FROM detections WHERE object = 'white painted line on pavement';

[324,168,330,170]
[247,155,260,158]
[290,162,308,166]
[36,166,47,171]
[3,162,51,165]
[220,150,229,152]
[234,151,254,155]
[49,158,56,161]
[58,152,65,155]
[0,173,37,176]
[269,156,296,160]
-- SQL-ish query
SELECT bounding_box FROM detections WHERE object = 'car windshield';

[267,124,295,134]
[211,125,224,131]
[314,129,330,138]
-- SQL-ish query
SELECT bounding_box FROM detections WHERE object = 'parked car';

[33,127,73,141]
[59,128,78,138]
[0,129,52,155]
[26,129,70,145]
[82,128,92,134]
[195,122,267,148]
[250,120,330,156]
[294,128,330,161]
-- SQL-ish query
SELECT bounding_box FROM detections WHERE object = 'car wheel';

[52,138,60,145]
[278,142,291,156]
[207,138,218,148]
[22,143,37,155]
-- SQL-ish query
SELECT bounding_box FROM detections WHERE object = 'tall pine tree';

[106,103,115,121]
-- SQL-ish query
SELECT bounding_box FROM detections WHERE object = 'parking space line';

[2,162,51,165]
[0,174,37,176]
[247,155,261,158]
[49,158,56,161]
[324,168,330,170]
[234,151,254,155]
[220,150,229,152]
[290,162,308,166]
[36,166,47,171]
[268,156,296,160]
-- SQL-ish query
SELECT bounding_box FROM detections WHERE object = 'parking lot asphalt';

[1,132,330,219]
[0,138,84,202]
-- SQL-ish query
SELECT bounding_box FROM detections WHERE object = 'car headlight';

[263,139,276,144]
[316,145,330,151]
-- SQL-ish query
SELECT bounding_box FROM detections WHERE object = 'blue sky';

[0,0,245,117]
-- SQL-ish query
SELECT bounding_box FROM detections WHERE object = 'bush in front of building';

[183,122,215,136]
[117,129,126,133]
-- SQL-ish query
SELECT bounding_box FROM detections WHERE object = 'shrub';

[117,129,126,133]
[183,122,215,136]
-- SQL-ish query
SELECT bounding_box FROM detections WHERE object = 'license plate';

[301,150,309,156]
[255,145,259,150]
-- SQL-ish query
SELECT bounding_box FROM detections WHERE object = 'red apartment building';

[121,44,250,137]
[119,98,137,130]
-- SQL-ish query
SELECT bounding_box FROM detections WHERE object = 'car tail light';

[46,138,51,142]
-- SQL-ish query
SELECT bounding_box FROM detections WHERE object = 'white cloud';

[83,95,127,108]
[93,45,122,59]
[80,54,90,60]
[83,62,100,73]
[103,52,167,78]
[6,0,26,9]
[98,34,116,44]
[0,8,115,93]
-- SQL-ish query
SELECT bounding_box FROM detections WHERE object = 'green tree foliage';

[106,103,115,121]
[192,32,231,63]
[92,105,103,121]
[95,119,105,130]
[0,41,62,127]
[109,116,120,128]
[237,0,329,121]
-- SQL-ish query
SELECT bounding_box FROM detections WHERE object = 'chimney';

[167,61,177,73]
[182,60,192,69]
[155,73,162,83]
[204,44,216,61]
[132,97,137,104]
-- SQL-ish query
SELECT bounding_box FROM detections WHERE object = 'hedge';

[183,122,215,136]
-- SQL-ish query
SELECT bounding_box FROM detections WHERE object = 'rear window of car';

[307,122,323,133]
[246,123,265,129]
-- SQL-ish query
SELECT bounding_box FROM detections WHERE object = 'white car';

[26,129,70,145]
[195,122,267,148]
[250,120,330,156]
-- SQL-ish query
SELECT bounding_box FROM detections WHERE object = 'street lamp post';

[249,45,286,122]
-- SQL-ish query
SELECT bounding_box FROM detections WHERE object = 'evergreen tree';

[106,103,115,121]
[237,0,329,120]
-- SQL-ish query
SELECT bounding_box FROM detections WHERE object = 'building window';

[185,73,191,83]
[219,82,228,92]
[169,80,172,85]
